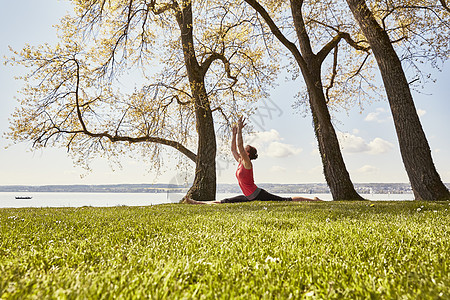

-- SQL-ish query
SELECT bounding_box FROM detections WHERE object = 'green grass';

[1,201,449,299]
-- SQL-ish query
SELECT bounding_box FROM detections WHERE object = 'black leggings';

[220,189,292,203]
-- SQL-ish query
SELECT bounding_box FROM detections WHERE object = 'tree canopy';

[6,0,279,188]
[345,0,450,200]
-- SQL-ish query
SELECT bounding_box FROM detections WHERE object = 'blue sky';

[1,1,449,186]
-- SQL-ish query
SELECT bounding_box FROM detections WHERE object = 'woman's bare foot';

[184,197,206,204]
[183,197,221,204]
[292,196,324,202]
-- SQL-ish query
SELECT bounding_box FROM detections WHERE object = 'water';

[0,192,414,208]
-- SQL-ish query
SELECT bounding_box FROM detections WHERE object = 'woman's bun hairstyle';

[246,145,258,160]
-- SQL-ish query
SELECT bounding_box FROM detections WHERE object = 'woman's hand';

[232,125,238,136]
[237,116,246,129]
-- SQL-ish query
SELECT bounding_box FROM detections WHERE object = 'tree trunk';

[243,0,362,200]
[186,83,217,200]
[176,1,216,200]
[308,66,364,200]
[346,0,449,200]
[290,0,363,200]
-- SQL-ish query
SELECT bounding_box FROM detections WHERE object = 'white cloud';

[367,138,395,155]
[249,129,303,158]
[270,165,287,172]
[249,129,281,145]
[356,165,379,173]
[337,132,394,155]
[337,132,368,153]
[417,109,426,117]
[266,141,303,158]
[365,112,381,122]
[308,165,323,175]
[310,149,320,157]
[364,107,389,123]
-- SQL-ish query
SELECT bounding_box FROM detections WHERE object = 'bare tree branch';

[201,52,238,85]
[439,0,450,13]
[316,33,342,64]
[243,0,308,71]
[71,58,197,162]
[211,106,231,125]
[325,45,338,104]
[347,52,371,81]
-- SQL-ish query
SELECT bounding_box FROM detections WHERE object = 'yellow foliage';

[6,0,279,175]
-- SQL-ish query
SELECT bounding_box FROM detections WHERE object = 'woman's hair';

[245,145,258,160]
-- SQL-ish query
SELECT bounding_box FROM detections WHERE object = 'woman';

[185,117,322,204]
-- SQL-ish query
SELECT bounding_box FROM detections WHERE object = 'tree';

[345,0,450,200]
[244,0,369,200]
[6,0,278,200]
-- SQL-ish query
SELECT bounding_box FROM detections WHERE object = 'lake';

[0,192,414,208]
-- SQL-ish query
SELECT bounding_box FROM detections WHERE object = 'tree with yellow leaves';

[6,0,278,200]
[243,0,449,200]
[244,0,373,200]
[345,0,450,200]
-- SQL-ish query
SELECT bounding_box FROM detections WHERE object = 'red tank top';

[236,162,258,196]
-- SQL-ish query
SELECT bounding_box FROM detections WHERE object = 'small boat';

[15,196,33,200]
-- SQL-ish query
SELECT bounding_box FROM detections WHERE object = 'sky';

[0,1,449,187]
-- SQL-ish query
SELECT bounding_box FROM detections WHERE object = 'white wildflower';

[265,256,281,263]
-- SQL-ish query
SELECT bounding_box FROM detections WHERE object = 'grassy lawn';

[1,201,449,299]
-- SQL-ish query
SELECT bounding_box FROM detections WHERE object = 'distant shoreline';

[2,183,447,194]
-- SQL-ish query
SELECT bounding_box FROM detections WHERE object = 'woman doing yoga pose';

[185,117,322,204]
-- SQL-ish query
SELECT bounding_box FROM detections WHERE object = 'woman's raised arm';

[237,117,252,169]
